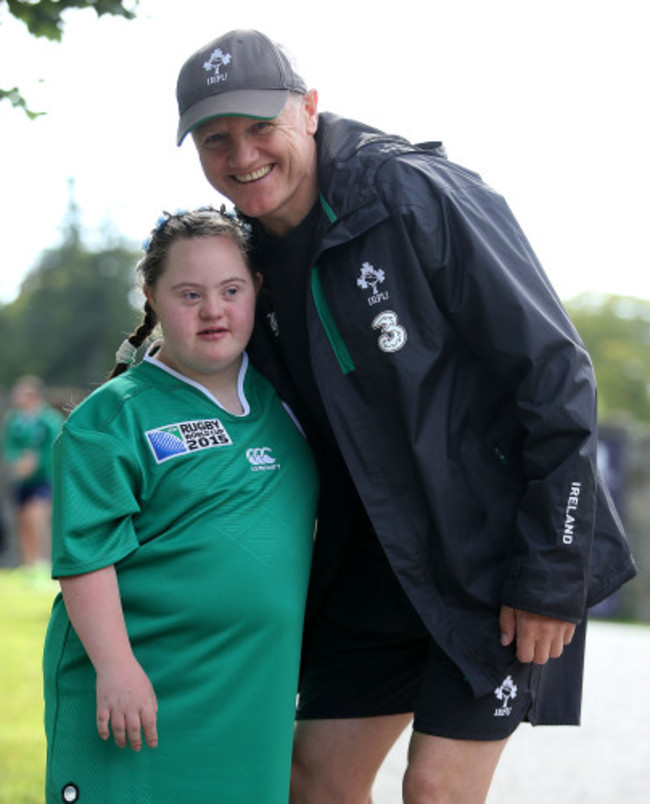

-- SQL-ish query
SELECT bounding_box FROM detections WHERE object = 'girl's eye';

[224,287,239,298]
[182,290,201,301]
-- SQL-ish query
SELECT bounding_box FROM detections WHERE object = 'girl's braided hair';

[107,206,251,380]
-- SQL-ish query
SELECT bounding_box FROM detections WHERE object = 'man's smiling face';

[192,91,320,237]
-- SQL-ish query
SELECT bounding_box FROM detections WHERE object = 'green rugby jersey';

[43,355,318,803]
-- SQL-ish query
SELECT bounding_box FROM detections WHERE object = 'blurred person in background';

[2,375,63,578]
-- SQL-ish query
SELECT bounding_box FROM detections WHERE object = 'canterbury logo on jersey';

[246,447,280,472]
[145,419,232,463]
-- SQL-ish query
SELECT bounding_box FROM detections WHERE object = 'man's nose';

[228,136,258,168]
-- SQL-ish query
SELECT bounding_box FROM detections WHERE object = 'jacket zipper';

[308,194,356,375]
[311,267,356,375]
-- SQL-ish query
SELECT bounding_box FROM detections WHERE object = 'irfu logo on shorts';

[493,675,518,717]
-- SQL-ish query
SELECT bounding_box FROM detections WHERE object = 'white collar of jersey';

[143,351,251,417]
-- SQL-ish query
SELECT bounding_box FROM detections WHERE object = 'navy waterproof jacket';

[248,113,636,720]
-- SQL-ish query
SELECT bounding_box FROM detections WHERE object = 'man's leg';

[291,713,413,804]
[403,731,509,804]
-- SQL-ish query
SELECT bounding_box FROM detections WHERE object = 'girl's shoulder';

[63,363,160,433]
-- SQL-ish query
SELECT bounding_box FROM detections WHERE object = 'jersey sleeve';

[51,424,142,577]
[39,407,64,480]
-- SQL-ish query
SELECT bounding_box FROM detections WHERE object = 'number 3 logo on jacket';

[371,310,408,353]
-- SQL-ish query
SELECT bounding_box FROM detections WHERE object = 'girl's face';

[145,235,259,392]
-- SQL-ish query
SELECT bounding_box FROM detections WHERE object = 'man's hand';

[499,605,576,664]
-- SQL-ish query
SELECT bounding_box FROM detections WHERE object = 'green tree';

[0,211,142,391]
[1,0,138,117]
[566,293,650,424]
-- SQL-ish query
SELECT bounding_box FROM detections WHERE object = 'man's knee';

[290,730,352,803]
[289,751,312,804]
[403,732,507,804]
[403,762,451,804]
[291,757,369,804]
[291,716,408,804]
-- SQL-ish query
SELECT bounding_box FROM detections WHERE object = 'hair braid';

[106,301,159,380]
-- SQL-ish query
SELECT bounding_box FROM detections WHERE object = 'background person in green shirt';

[43,208,318,803]
[2,374,63,573]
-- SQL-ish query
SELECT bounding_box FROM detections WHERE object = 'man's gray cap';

[176,29,307,145]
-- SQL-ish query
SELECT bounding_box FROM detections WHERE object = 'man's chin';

[232,198,276,222]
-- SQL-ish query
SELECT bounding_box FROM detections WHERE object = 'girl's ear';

[254,272,263,294]
[143,285,156,311]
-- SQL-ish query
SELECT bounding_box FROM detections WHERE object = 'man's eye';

[204,132,225,146]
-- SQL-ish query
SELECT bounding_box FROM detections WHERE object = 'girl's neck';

[209,384,244,416]
[153,348,245,415]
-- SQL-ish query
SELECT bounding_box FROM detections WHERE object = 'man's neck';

[259,148,320,238]
[260,189,319,238]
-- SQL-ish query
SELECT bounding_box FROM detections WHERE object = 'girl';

[43,208,318,803]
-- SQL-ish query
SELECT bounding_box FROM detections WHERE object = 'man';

[175,30,635,803]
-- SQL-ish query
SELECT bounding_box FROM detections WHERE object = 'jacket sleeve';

[406,165,600,621]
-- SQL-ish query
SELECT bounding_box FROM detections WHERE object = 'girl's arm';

[60,565,158,751]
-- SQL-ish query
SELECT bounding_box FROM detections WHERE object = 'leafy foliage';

[0,223,143,392]
[1,0,138,116]
[566,293,650,424]
[0,86,45,119]
[5,0,136,41]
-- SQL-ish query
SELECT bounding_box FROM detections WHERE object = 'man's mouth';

[234,165,273,183]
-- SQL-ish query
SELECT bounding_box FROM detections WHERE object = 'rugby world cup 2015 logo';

[145,419,232,463]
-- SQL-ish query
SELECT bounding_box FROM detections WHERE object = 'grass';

[0,568,58,804]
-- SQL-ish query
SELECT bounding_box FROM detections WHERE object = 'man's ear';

[303,89,319,135]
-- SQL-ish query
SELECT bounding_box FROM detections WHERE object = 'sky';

[1,0,648,305]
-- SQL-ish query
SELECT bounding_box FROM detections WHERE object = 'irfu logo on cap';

[203,48,231,85]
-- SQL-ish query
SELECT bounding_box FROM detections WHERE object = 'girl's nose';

[200,295,223,318]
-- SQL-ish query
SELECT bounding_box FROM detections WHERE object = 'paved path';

[373,621,650,802]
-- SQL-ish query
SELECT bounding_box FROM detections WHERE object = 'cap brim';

[177,89,290,145]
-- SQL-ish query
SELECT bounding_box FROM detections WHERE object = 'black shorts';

[297,530,538,741]
[14,482,52,507]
